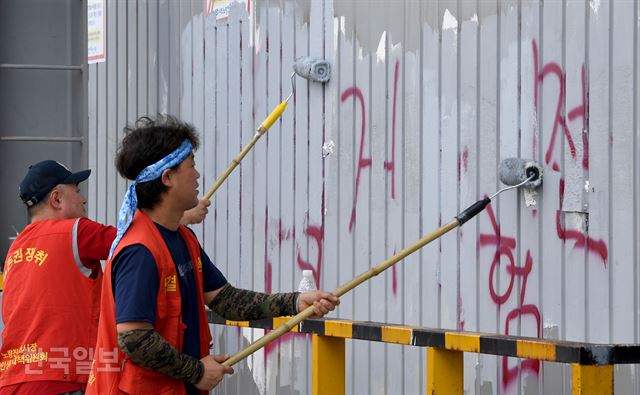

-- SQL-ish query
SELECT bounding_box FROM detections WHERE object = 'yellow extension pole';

[203,99,289,200]
[222,218,460,367]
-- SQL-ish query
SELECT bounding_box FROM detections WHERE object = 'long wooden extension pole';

[222,211,476,367]
[220,166,538,366]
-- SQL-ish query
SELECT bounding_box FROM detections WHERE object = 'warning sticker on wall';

[87,0,105,64]
[205,0,249,21]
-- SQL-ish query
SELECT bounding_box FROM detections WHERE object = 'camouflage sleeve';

[117,329,204,384]
[208,283,300,320]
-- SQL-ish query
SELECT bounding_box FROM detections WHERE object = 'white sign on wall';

[205,0,249,21]
[87,0,105,64]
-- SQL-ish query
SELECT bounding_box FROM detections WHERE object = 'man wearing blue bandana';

[88,115,339,394]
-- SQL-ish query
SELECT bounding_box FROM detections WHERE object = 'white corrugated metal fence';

[88,0,640,393]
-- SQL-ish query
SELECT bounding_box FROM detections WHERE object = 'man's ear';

[48,188,63,210]
[161,168,173,187]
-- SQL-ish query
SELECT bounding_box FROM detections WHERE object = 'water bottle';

[293,270,316,391]
[297,270,316,292]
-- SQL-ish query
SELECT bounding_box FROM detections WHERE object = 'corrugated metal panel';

[88,0,640,393]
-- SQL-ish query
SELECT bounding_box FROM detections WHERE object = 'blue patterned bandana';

[109,139,193,258]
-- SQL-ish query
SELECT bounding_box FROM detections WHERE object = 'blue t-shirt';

[112,223,227,394]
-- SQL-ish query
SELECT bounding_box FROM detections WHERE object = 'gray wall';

[87,0,640,394]
[0,0,87,262]
[87,0,194,226]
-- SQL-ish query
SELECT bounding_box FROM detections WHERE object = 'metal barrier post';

[571,364,613,395]
[427,347,463,395]
[312,334,345,395]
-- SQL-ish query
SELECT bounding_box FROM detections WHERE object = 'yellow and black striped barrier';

[208,312,637,394]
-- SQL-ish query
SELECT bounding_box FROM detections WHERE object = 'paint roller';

[498,158,542,189]
[203,57,332,199]
[292,56,331,83]
[221,157,543,367]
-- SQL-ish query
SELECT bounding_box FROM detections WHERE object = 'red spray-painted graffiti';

[532,39,608,265]
[532,40,588,171]
[296,224,324,286]
[458,146,469,183]
[344,59,399,233]
[342,86,371,233]
[556,179,608,264]
[341,60,400,295]
[479,201,541,388]
[478,39,609,390]
[264,217,324,358]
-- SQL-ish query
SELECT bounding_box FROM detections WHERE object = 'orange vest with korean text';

[0,219,102,386]
[87,211,211,395]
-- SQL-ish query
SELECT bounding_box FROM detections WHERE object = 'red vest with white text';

[0,219,102,386]
[87,211,211,395]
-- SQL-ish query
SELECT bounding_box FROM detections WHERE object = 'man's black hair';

[116,114,200,210]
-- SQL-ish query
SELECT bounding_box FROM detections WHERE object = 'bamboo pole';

[203,100,289,200]
[222,218,460,367]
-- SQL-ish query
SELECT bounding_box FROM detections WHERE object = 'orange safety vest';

[87,211,211,395]
[0,219,102,386]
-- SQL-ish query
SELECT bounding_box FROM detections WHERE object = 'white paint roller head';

[292,56,331,83]
[498,158,543,188]
[458,158,544,225]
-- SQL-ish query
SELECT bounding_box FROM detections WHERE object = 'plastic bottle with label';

[294,269,316,390]
[297,269,317,292]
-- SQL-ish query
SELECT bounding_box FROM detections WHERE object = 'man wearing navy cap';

[0,160,210,395]
[19,160,92,210]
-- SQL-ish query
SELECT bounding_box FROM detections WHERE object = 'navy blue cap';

[19,160,91,207]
